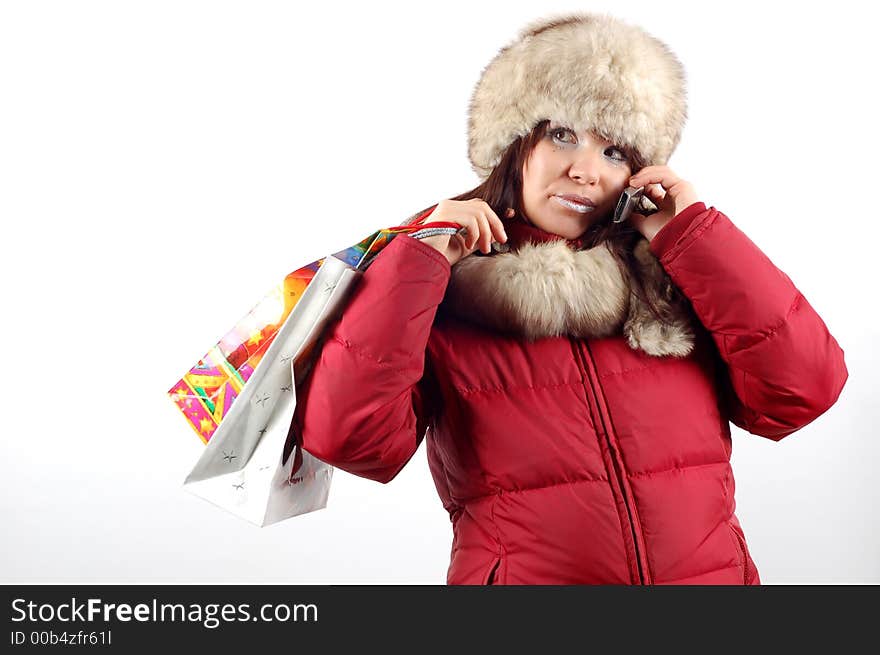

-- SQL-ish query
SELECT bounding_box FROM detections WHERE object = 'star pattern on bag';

[247,330,264,347]
[222,450,237,463]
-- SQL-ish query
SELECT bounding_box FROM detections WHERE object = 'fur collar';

[439,224,697,357]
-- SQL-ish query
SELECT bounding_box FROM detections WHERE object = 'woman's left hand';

[627,165,700,242]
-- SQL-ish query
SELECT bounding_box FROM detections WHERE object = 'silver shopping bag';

[182,255,361,527]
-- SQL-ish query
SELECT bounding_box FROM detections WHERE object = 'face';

[521,122,633,238]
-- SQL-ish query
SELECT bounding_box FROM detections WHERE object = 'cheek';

[523,145,557,187]
[524,165,552,199]
[607,169,631,194]
[521,164,539,199]
[523,172,549,207]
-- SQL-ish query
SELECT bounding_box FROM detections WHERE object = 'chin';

[548,226,582,239]
[550,215,594,239]
[526,201,602,238]
[555,203,604,235]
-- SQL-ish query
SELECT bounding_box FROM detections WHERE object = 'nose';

[568,147,601,185]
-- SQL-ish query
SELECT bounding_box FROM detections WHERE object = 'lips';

[553,194,596,214]
[555,194,596,208]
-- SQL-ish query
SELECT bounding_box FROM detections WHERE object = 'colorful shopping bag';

[169,212,457,526]
[168,227,405,443]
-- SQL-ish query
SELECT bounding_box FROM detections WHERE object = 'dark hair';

[408,119,683,324]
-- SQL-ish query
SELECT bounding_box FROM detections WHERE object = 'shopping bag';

[169,212,458,526]
[182,254,359,526]
[168,229,405,444]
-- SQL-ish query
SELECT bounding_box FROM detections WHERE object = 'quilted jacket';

[292,202,848,584]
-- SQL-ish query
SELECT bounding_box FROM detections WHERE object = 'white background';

[1,0,877,584]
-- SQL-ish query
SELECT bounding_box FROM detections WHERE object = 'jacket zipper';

[730,523,752,584]
[572,338,652,585]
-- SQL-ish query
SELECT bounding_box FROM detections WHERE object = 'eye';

[549,127,576,144]
[606,146,628,162]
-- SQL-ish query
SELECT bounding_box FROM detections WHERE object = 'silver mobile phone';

[612,186,645,224]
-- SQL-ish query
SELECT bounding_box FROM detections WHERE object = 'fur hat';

[468,12,688,179]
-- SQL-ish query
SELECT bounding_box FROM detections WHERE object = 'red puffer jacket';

[293,203,848,584]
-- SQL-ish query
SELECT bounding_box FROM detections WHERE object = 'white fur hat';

[467,12,688,179]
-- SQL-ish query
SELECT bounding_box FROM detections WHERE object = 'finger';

[477,201,508,246]
[630,167,679,190]
[455,216,477,251]
[633,175,679,191]
[452,231,467,254]
[464,214,482,252]
[475,211,493,254]
[457,216,473,251]
[631,164,669,177]
[628,165,656,186]
[645,183,668,202]
[485,207,509,244]
[497,210,510,242]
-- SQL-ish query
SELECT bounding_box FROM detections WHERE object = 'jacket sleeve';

[649,204,848,441]
[292,233,450,483]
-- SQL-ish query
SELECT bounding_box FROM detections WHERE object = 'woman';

[292,13,848,584]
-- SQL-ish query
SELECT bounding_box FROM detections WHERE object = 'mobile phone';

[612,186,645,224]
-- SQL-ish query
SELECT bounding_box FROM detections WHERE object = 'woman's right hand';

[417,199,511,266]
